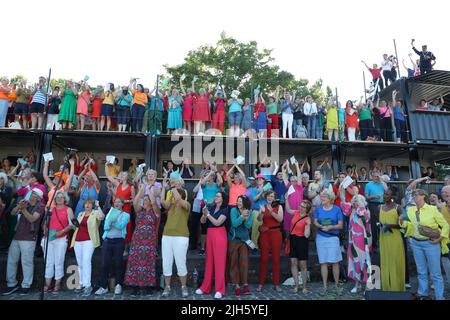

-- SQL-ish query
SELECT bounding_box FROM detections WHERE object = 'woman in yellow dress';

[379,189,405,291]
[325,101,338,141]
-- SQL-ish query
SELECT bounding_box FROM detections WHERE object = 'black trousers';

[100,238,125,288]
[379,117,393,141]
[359,119,374,140]
[395,119,408,142]
[368,202,381,251]
[189,211,206,250]
[382,70,396,87]
[420,67,432,75]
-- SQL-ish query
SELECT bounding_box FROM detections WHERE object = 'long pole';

[153,75,159,135]
[335,87,341,141]
[44,68,52,129]
[393,39,401,78]
[40,152,70,300]
[363,71,367,103]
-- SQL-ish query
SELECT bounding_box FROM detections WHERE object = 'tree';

[164,32,328,99]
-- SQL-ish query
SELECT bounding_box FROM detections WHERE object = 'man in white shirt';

[381,54,394,88]
[303,95,318,139]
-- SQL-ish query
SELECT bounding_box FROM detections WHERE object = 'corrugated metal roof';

[406,70,450,106]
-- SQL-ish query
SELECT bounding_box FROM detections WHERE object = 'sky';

[2,0,450,101]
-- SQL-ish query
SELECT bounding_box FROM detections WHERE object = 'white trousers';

[46,114,61,130]
[74,240,95,288]
[282,113,293,138]
[161,236,189,277]
[348,127,356,141]
[41,237,67,280]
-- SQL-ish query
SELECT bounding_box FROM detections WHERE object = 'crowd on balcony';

[0,41,446,143]
[0,150,449,300]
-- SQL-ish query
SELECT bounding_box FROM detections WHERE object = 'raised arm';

[89,168,101,191]
[226,164,236,187]
[43,161,55,189]
[361,60,370,70]
[64,159,76,192]
[104,163,119,187]
[133,184,145,212]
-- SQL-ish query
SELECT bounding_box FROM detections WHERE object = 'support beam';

[145,134,154,170]
[400,78,414,142]
[331,143,341,178]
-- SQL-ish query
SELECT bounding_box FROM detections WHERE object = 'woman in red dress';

[180,79,195,133]
[105,167,135,245]
[257,190,284,292]
[91,86,103,130]
[191,82,211,135]
[345,100,359,141]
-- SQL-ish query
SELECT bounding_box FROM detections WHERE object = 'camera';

[271,199,280,208]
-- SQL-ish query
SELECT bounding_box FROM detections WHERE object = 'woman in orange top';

[226,164,247,207]
[345,100,359,142]
[130,79,148,133]
[105,165,135,245]
[0,77,11,128]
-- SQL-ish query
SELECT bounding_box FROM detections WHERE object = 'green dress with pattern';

[58,89,77,125]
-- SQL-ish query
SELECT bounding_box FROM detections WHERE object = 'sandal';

[43,285,53,293]
[256,286,263,292]
[292,287,298,293]
[302,288,309,294]
[319,287,328,296]
[52,285,61,294]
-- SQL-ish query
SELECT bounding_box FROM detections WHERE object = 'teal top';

[228,99,243,113]
[266,102,278,115]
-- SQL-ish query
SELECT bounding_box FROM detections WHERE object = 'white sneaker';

[214,292,223,299]
[350,286,359,294]
[195,289,204,295]
[95,287,108,295]
[181,286,189,298]
[161,286,171,297]
[114,284,122,295]
[405,283,411,289]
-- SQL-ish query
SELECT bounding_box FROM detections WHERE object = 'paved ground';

[1,279,449,301]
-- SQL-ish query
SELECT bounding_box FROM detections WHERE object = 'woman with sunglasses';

[285,198,312,293]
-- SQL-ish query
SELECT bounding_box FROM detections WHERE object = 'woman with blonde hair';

[313,189,344,296]
[167,89,184,134]
[71,199,105,296]
[341,194,372,293]
[41,191,75,293]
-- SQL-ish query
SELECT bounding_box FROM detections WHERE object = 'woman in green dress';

[379,189,405,291]
[58,81,78,129]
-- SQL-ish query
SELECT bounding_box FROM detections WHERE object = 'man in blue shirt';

[364,170,388,251]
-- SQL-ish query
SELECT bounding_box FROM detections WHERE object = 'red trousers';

[199,226,228,295]
[267,114,279,138]
[213,106,226,133]
[258,229,282,285]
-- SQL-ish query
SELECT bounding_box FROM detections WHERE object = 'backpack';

[295,125,308,138]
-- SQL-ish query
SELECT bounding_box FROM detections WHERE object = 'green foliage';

[164,32,329,99]
[10,75,27,84]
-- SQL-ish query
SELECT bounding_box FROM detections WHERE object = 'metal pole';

[393,39,401,78]
[335,87,341,141]
[153,75,159,135]
[363,71,367,103]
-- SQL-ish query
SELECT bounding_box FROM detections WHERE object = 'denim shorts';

[101,104,114,116]
[29,102,45,114]
[228,111,242,126]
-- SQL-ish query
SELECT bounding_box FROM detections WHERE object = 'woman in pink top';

[16,172,47,205]
[282,160,304,234]
[76,84,91,130]
[375,100,393,142]
[41,191,75,293]
[179,78,195,133]
[226,164,247,207]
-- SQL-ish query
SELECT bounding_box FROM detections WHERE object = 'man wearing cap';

[412,40,436,75]
[3,188,44,296]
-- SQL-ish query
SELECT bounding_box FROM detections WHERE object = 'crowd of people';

[0,41,446,143]
[0,151,449,299]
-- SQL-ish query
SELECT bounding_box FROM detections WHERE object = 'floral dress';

[341,203,372,283]
[124,208,159,287]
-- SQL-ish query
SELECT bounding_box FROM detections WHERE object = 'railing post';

[408,146,421,179]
